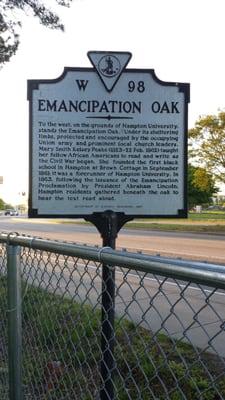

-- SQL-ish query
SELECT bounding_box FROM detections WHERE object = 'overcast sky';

[0,0,224,203]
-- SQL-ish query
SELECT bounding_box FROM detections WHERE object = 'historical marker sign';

[28,51,190,218]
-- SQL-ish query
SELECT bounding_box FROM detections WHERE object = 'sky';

[0,0,224,204]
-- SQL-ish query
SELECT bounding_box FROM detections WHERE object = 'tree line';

[0,198,13,210]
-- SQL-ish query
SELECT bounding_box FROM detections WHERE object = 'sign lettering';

[28,51,190,218]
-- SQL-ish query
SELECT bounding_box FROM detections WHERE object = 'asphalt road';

[0,215,225,264]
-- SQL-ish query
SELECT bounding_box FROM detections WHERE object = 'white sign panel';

[28,51,190,218]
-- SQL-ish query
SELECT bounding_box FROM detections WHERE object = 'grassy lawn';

[189,211,225,220]
[1,279,224,399]
[125,212,225,233]
[58,211,225,234]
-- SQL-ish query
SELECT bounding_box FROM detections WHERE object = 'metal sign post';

[85,211,133,399]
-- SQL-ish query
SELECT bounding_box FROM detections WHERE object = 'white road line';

[123,271,225,297]
[67,260,225,298]
[28,252,225,298]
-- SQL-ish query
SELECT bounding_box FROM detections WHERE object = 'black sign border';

[28,66,190,219]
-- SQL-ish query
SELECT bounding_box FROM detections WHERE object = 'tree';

[0,198,5,210]
[189,111,225,183]
[4,202,14,209]
[188,164,218,208]
[0,0,73,65]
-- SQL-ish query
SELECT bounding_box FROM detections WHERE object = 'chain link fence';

[0,233,225,399]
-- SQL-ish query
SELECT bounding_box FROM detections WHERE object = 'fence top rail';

[1,232,225,290]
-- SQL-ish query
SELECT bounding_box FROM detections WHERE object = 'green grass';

[1,277,224,398]
[56,211,225,234]
[125,211,225,235]
[189,211,225,220]
[14,283,225,398]
[126,221,225,233]
[125,212,225,233]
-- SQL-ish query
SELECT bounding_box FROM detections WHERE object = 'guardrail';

[0,232,225,399]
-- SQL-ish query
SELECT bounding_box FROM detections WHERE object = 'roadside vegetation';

[189,111,225,185]
[58,211,225,234]
[0,197,14,212]
[1,279,224,399]
[125,211,225,233]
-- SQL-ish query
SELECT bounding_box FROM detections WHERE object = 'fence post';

[7,243,22,400]
[100,216,117,400]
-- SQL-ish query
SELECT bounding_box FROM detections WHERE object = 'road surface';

[0,215,225,264]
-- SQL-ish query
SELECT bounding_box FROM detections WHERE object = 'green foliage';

[189,111,225,182]
[0,0,73,65]
[0,198,5,210]
[0,198,13,210]
[188,164,218,207]
[4,202,13,209]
